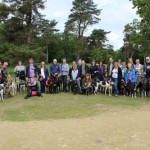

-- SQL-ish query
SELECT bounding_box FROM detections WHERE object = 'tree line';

[0,0,149,65]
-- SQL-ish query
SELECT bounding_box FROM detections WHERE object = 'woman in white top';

[39,61,49,93]
[111,62,123,96]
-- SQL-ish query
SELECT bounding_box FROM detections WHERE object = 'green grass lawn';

[0,92,149,122]
[1,66,149,122]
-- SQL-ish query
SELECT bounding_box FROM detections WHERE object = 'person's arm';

[14,66,17,73]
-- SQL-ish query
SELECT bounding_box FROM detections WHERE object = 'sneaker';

[115,94,118,97]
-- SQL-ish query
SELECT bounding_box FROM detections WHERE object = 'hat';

[146,57,150,60]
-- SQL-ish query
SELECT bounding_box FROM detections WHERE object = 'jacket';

[125,69,136,83]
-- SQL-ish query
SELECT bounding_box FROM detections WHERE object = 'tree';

[88,29,110,49]
[2,0,45,43]
[65,0,101,60]
[130,0,150,56]
[123,19,140,59]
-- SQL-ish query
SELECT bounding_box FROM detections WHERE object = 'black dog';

[24,91,42,99]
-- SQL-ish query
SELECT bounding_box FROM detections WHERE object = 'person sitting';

[4,74,13,96]
[69,62,80,93]
[81,73,92,95]
[28,74,38,93]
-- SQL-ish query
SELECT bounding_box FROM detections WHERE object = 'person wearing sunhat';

[144,57,150,86]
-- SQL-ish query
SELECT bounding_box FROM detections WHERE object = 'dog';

[145,80,150,97]
[0,84,4,101]
[19,80,26,93]
[94,78,113,96]
[135,81,145,98]
[126,80,136,98]
[4,83,13,97]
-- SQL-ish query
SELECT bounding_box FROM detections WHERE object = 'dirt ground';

[0,105,150,150]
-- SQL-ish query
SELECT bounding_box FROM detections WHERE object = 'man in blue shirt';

[50,59,60,77]
[60,58,69,92]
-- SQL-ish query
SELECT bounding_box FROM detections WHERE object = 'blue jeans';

[112,78,118,95]
[40,79,46,93]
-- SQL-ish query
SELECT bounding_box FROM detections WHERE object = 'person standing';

[2,62,9,82]
[39,61,49,93]
[125,63,136,84]
[14,61,26,81]
[107,58,114,78]
[60,58,69,92]
[90,59,98,80]
[97,61,105,81]
[118,59,122,69]
[111,62,122,96]
[26,58,39,79]
[135,59,143,85]
[0,62,4,84]
[129,58,135,70]
[121,62,127,79]
[50,59,60,77]
[79,59,90,80]
[144,57,150,87]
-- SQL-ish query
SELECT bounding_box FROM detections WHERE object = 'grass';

[0,66,149,122]
[0,92,149,122]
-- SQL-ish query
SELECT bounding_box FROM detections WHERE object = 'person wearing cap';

[144,57,150,86]
[39,61,49,93]
[26,58,39,79]
[2,62,9,82]
[50,59,60,77]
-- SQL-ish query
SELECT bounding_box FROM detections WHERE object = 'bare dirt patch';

[0,106,150,150]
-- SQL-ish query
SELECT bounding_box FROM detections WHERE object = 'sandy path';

[0,107,150,150]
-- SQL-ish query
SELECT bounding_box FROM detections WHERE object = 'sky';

[42,0,139,50]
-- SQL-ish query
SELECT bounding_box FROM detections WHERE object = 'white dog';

[0,84,4,101]
[94,79,114,96]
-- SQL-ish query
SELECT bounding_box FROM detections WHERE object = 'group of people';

[0,56,150,97]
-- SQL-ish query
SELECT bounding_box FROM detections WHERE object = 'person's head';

[29,58,34,64]
[31,74,35,78]
[129,58,133,64]
[99,61,103,66]
[78,59,81,66]
[128,63,132,70]
[72,61,77,69]
[109,58,113,63]
[41,61,45,68]
[136,59,140,64]
[85,73,90,80]
[72,61,76,67]
[3,62,8,68]
[53,59,57,64]
[7,74,11,81]
[114,62,118,68]
[118,59,121,64]
[81,60,85,65]
[91,59,96,65]
[122,62,126,67]
[62,58,66,64]
[146,57,150,63]
[18,61,22,66]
